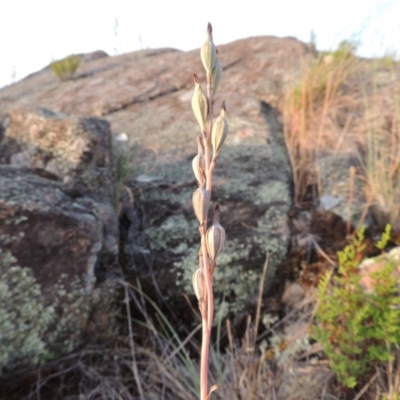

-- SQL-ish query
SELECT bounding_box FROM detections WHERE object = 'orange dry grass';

[361,74,400,231]
[284,47,400,231]
[283,50,359,202]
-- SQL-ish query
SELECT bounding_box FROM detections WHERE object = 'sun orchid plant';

[190,23,228,400]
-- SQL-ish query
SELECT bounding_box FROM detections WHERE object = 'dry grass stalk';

[361,68,400,231]
[283,47,358,202]
[190,22,227,400]
[284,43,400,234]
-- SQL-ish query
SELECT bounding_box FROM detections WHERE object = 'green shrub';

[50,54,80,81]
[331,40,357,62]
[312,226,400,388]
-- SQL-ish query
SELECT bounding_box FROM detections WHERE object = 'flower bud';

[192,269,205,302]
[206,203,226,260]
[192,154,205,185]
[192,135,205,184]
[211,102,229,154]
[212,58,223,97]
[191,74,209,133]
[200,23,217,75]
[192,184,210,224]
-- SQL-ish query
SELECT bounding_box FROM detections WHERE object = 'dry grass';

[282,44,400,398]
[283,44,400,234]
[283,44,360,203]
[360,64,400,232]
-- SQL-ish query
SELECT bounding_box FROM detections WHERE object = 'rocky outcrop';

[0,110,119,373]
[124,101,293,316]
[0,36,312,321]
[0,166,119,373]
[0,108,115,201]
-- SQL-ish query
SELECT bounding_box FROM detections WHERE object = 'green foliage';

[0,250,55,372]
[376,224,392,251]
[331,40,357,62]
[312,226,400,388]
[382,394,400,400]
[50,54,80,81]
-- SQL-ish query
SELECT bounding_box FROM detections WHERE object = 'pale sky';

[1,0,399,89]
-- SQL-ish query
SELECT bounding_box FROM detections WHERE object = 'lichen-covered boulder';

[0,165,118,374]
[0,36,309,321]
[124,101,292,316]
[0,108,115,202]
[0,109,119,373]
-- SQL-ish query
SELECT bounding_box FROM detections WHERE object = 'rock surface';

[359,245,400,293]
[0,108,115,201]
[0,108,119,373]
[0,36,312,326]
[315,153,373,228]
[0,166,119,373]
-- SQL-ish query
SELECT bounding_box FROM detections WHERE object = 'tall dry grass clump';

[283,42,359,202]
[284,42,400,233]
[361,61,400,232]
[190,22,227,400]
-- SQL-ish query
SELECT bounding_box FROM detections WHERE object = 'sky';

[1,0,400,89]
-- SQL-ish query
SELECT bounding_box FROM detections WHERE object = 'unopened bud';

[200,23,217,75]
[192,135,205,184]
[192,154,205,185]
[212,58,223,97]
[192,184,210,224]
[191,74,209,133]
[192,269,205,302]
[206,203,226,260]
[211,102,229,154]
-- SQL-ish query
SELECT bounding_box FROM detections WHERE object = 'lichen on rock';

[0,165,119,373]
[0,250,56,372]
[128,134,291,315]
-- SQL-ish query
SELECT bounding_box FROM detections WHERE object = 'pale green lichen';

[0,249,56,372]
[175,238,263,314]
[3,215,28,225]
[0,248,94,372]
[141,142,290,313]
[255,180,291,204]
[0,232,24,245]
[145,214,196,252]
[45,274,91,355]
[175,208,288,313]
